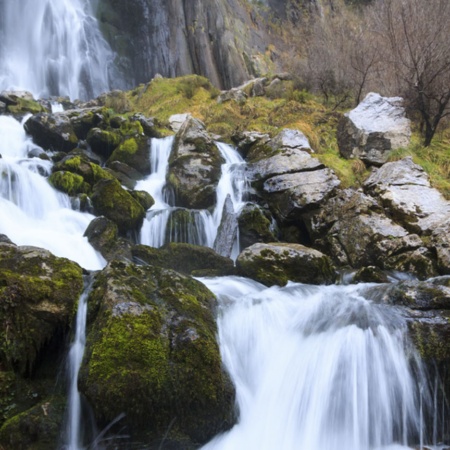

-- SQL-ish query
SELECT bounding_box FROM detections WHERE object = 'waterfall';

[0,115,105,270]
[138,137,247,254]
[63,279,94,450]
[199,277,435,450]
[0,0,118,100]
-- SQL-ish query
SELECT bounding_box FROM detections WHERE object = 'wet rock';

[337,92,411,165]
[106,134,150,176]
[79,260,234,444]
[0,90,45,117]
[167,117,224,209]
[86,127,122,159]
[238,203,279,250]
[106,160,144,190]
[213,195,239,258]
[364,157,450,234]
[236,242,336,286]
[130,113,160,137]
[132,242,235,277]
[231,130,270,158]
[91,178,146,234]
[24,112,78,152]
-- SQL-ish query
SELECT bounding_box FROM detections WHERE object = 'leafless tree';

[371,0,450,146]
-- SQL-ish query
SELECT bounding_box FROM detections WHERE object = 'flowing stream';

[199,277,436,450]
[0,0,118,100]
[138,137,247,256]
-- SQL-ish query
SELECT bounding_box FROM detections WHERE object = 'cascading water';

[138,137,247,255]
[0,0,119,100]
[199,277,437,450]
[0,115,105,270]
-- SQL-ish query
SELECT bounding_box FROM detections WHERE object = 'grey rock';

[217,88,247,104]
[0,90,34,105]
[213,195,239,258]
[364,157,450,234]
[337,92,411,165]
[169,113,192,132]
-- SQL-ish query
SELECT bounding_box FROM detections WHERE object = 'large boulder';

[304,189,436,278]
[337,92,411,165]
[106,135,151,176]
[0,91,45,117]
[167,117,224,209]
[79,260,234,445]
[364,157,450,235]
[0,242,83,375]
[236,242,336,286]
[24,112,78,152]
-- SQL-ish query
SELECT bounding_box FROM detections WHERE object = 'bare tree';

[372,0,450,146]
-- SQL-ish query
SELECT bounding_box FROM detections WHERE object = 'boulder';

[106,135,150,176]
[213,195,239,258]
[86,127,122,159]
[231,130,270,158]
[130,113,160,137]
[79,260,234,444]
[0,91,45,116]
[304,189,436,278]
[337,92,411,165]
[364,157,450,234]
[236,242,336,286]
[167,117,224,209]
[0,242,83,375]
[169,113,192,133]
[132,242,235,277]
[91,178,146,234]
[24,112,78,152]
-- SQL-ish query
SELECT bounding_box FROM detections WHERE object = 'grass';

[123,74,450,195]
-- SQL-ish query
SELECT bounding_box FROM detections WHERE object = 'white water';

[0,116,105,270]
[64,281,91,450]
[200,277,433,450]
[138,138,247,254]
[0,0,115,100]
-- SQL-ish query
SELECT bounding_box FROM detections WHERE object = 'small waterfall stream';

[0,0,118,100]
[199,277,436,450]
[0,115,105,270]
[138,137,247,255]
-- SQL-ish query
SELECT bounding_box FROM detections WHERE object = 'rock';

[91,178,146,234]
[0,91,45,116]
[337,92,411,165]
[48,170,90,196]
[431,222,450,274]
[68,107,104,140]
[352,266,391,284]
[0,242,83,375]
[364,157,450,234]
[24,112,78,152]
[305,189,436,278]
[106,160,144,190]
[217,88,247,104]
[79,260,234,444]
[130,190,155,211]
[238,203,279,250]
[86,127,121,159]
[106,135,150,176]
[130,113,160,137]
[231,130,270,158]
[213,195,239,258]
[169,113,192,132]
[168,117,224,209]
[132,242,235,277]
[263,168,340,221]
[84,216,133,262]
[0,90,34,105]
[236,242,336,286]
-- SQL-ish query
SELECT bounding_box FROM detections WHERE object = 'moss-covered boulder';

[52,154,114,194]
[130,190,155,211]
[84,216,133,262]
[132,243,235,277]
[68,107,104,140]
[24,112,78,152]
[86,127,122,159]
[0,242,83,375]
[79,260,234,444]
[238,203,279,250]
[167,117,224,209]
[0,397,65,450]
[107,135,150,176]
[236,242,336,286]
[91,178,146,234]
[0,91,46,117]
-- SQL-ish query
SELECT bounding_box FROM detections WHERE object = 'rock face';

[79,260,234,445]
[236,242,336,286]
[337,93,411,165]
[168,117,224,209]
[96,0,281,89]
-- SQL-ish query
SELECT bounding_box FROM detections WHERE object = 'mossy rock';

[79,260,234,444]
[130,190,155,211]
[0,397,65,450]
[91,178,146,234]
[0,243,83,375]
[132,243,236,276]
[86,127,122,159]
[48,171,90,196]
[69,107,104,140]
[107,135,151,175]
[6,98,46,116]
[52,154,114,191]
[236,242,336,286]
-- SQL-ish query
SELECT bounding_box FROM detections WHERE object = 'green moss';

[7,98,45,116]
[48,171,89,196]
